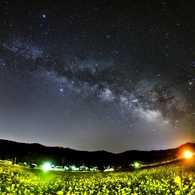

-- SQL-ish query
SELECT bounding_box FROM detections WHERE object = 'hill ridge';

[0,139,195,168]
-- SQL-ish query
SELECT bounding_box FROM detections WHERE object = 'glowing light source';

[183,150,193,159]
[134,162,141,168]
[42,162,51,171]
[70,165,79,171]
[42,14,46,19]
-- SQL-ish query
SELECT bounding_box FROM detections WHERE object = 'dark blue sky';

[0,0,194,152]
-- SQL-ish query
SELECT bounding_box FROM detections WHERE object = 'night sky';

[0,0,194,153]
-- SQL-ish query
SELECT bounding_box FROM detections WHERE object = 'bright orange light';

[184,150,193,159]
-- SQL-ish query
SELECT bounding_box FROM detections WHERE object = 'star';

[41,14,46,19]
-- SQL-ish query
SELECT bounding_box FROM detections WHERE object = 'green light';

[134,162,140,168]
[42,162,51,171]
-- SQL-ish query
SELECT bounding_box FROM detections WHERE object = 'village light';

[134,162,141,168]
[183,150,193,159]
[70,165,79,171]
[42,162,51,171]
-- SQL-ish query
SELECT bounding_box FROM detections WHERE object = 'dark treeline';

[0,139,194,169]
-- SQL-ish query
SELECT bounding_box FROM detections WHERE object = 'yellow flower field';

[0,161,195,194]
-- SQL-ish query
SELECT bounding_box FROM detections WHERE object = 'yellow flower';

[175,190,180,195]
[56,191,64,195]
[174,176,181,184]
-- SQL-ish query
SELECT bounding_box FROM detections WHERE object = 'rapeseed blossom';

[0,162,195,194]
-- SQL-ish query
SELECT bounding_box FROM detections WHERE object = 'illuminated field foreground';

[1,159,195,194]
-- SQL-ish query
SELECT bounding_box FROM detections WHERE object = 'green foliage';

[0,162,195,194]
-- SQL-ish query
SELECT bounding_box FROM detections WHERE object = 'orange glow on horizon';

[183,150,193,159]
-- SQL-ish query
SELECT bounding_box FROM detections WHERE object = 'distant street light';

[183,150,193,159]
[42,162,51,171]
[134,162,141,168]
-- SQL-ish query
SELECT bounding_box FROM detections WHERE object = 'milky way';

[0,1,194,152]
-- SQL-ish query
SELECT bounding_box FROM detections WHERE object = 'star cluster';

[0,0,194,152]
